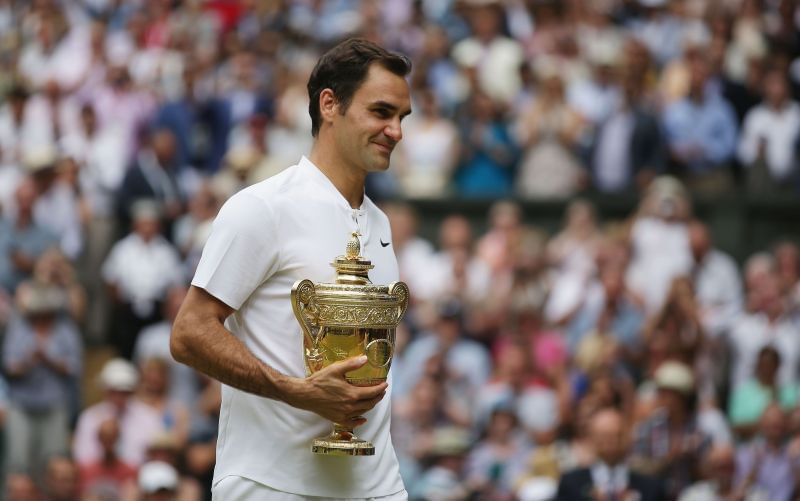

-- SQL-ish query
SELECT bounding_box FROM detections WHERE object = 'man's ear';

[319,88,338,126]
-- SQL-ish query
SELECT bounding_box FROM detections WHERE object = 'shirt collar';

[297,155,366,212]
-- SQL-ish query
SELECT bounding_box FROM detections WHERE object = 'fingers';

[326,355,368,376]
[354,382,388,400]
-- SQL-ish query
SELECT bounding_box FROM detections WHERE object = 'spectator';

[116,127,185,231]
[0,85,31,167]
[626,176,693,314]
[134,461,180,501]
[464,403,522,498]
[78,418,138,499]
[152,64,209,170]
[0,178,57,294]
[737,68,800,193]
[544,199,601,324]
[102,200,183,359]
[136,357,190,449]
[515,67,586,199]
[133,286,199,406]
[663,49,738,193]
[451,0,524,105]
[729,346,798,436]
[5,471,39,501]
[415,214,491,309]
[590,66,666,193]
[393,88,459,198]
[454,90,517,197]
[25,148,83,261]
[42,455,79,501]
[679,444,768,501]
[120,433,203,501]
[568,262,645,361]
[687,220,743,339]
[556,408,664,501]
[399,300,492,405]
[726,268,799,390]
[27,247,87,323]
[632,361,709,499]
[411,426,473,501]
[3,282,82,475]
[383,202,436,306]
[61,102,127,341]
[734,405,800,501]
[73,358,165,468]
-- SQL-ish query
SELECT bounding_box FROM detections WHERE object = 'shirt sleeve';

[191,191,280,310]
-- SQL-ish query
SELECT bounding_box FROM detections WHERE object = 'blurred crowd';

[1,0,800,500]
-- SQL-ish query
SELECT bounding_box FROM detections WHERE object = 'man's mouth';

[373,141,394,155]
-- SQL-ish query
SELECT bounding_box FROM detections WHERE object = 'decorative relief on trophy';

[291,232,409,455]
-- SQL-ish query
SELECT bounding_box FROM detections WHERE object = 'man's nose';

[384,117,402,142]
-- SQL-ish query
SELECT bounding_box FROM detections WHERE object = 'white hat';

[138,461,179,493]
[99,358,139,392]
[654,361,695,395]
[517,387,559,432]
[22,145,58,173]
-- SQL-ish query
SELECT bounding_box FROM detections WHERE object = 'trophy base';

[311,432,375,456]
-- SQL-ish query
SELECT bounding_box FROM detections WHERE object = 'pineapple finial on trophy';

[345,232,361,260]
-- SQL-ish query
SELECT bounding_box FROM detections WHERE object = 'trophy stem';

[311,423,375,456]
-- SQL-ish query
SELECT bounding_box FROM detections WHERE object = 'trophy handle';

[291,279,318,349]
[388,281,410,321]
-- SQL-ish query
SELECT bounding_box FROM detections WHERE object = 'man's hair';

[307,38,412,137]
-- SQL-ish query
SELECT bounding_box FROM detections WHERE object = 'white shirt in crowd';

[73,399,166,467]
[727,312,800,389]
[192,156,405,498]
[61,125,128,218]
[626,216,693,314]
[451,36,524,105]
[102,233,183,317]
[737,101,800,181]
[34,180,84,260]
[693,249,743,338]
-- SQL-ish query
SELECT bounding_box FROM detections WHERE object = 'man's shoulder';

[217,164,302,217]
[237,163,301,200]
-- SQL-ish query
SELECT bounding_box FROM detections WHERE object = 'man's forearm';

[171,309,295,401]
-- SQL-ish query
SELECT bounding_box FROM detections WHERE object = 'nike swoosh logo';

[380,239,390,247]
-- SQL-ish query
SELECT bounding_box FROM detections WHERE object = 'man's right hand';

[282,356,388,426]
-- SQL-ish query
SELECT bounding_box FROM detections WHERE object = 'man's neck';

[309,142,366,209]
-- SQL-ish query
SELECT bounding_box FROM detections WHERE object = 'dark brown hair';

[307,38,412,137]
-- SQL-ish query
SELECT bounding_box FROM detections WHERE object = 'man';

[73,358,165,468]
[102,200,183,359]
[631,361,710,499]
[734,404,800,501]
[688,220,742,339]
[663,49,738,193]
[171,38,412,499]
[679,444,767,500]
[556,408,664,501]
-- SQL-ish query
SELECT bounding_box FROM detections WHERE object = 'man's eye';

[373,109,390,118]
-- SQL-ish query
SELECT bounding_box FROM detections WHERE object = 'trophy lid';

[332,232,374,285]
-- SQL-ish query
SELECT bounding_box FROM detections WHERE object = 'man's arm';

[170,286,387,426]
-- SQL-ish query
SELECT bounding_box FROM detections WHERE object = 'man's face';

[331,64,411,174]
[589,410,627,465]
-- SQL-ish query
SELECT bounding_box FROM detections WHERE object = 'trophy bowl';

[291,232,409,456]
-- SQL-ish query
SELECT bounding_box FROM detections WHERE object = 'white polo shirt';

[192,156,405,498]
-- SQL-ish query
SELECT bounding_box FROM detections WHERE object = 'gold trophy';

[291,232,409,456]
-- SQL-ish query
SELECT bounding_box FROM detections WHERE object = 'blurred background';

[1,0,800,499]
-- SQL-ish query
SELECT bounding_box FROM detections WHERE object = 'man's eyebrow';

[371,100,412,117]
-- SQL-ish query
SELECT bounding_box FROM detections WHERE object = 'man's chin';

[366,155,392,172]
